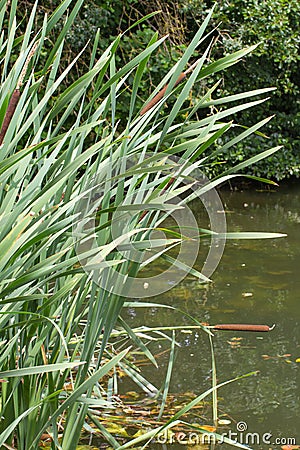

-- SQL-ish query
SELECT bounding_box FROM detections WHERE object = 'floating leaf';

[104,422,129,437]
[187,445,209,450]
[194,425,216,432]
[218,419,231,425]
[281,446,300,450]
[76,447,99,450]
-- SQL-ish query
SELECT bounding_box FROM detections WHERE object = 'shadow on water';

[94,182,300,448]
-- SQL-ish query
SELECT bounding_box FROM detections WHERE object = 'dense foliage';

[0,0,285,448]
[41,0,299,181]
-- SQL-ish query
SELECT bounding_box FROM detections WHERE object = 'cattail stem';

[212,324,275,332]
[0,89,21,145]
[138,57,204,218]
[0,41,38,146]
[140,55,204,116]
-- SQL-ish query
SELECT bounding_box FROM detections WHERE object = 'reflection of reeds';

[0,42,38,145]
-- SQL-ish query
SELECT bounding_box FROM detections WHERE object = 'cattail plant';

[0,1,284,449]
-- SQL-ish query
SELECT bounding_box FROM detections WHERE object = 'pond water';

[121,181,300,449]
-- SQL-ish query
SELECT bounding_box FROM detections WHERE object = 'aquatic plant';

[0,1,284,448]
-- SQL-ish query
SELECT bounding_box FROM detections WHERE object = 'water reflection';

[123,182,300,446]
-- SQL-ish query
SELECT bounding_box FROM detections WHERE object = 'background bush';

[17,0,300,181]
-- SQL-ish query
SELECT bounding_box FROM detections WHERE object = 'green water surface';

[122,182,300,448]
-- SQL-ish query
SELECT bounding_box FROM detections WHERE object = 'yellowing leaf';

[190,424,216,433]
[200,425,216,432]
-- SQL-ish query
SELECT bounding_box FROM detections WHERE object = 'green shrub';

[60,0,300,181]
